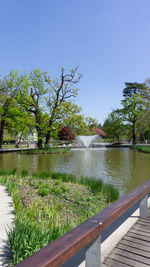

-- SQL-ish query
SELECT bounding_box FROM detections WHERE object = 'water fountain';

[77,135,99,148]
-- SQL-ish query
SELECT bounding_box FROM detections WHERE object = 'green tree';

[141,79,150,140]
[0,71,26,148]
[85,117,98,135]
[18,70,48,148]
[121,82,146,144]
[52,101,86,136]
[45,67,81,145]
[103,109,124,142]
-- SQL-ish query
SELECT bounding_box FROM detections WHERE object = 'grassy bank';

[131,145,150,153]
[19,147,71,154]
[2,144,27,149]
[0,169,119,265]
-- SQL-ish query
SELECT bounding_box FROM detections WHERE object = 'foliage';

[58,126,75,141]
[121,82,147,144]
[51,100,86,136]
[18,69,49,149]
[103,109,125,142]
[84,117,98,135]
[0,71,30,148]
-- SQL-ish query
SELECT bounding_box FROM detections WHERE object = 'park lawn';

[131,145,150,153]
[19,147,71,154]
[1,145,71,154]
[0,170,119,265]
[2,144,27,149]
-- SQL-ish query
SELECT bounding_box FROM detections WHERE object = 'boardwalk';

[102,212,150,267]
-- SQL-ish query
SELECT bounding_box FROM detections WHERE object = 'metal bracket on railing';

[85,235,101,267]
[140,195,148,218]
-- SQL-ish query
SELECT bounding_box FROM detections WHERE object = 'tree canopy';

[0,69,150,148]
[121,82,148,144]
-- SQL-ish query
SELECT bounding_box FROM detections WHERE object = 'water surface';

[0,147,150,195]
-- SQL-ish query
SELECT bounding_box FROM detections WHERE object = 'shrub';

[58,126,75,141]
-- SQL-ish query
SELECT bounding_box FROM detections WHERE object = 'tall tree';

[103,109,124,142]
[121,82,147,144]
[85,117,98,135]
[0,71,21,148]
[138,79,150,141]
[51,101,86,136]
[19,70,48,148]
[45,67,81,145]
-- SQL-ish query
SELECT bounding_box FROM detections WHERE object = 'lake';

[0,147,150,195]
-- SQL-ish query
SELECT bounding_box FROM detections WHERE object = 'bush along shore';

[0,169,119,265]
[19,146,71,154]
[131,145,150,153]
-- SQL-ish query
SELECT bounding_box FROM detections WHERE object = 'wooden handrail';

[15,179,150,267]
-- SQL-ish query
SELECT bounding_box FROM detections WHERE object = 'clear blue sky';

[1,0,150,124]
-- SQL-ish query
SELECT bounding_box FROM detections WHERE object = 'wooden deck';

[102,211,150,267]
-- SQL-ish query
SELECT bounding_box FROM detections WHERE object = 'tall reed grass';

[50,172,119,202]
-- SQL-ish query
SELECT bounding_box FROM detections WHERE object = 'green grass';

[19,147,71,154]
[0,168,17,176]
[39,172,119,202]
[32,171,50,179]
[2,144,27,149]
[0,169,119,265]
[131,145,150,153]
[21,170,28,177]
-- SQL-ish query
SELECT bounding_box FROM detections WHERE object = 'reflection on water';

[0,148,150,195]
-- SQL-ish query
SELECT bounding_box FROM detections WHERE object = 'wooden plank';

[138,222,150,228]
[123,235,150,247]
[103,257,131,267]
[113,247,150,265]
[137,219,150,227]
[127,231,150,242]
[106,253,149,267]
[132,224,150,234]
[136,218,150,225]
[119,239,150,252]
[116,243,150,258]
[129,228,150,238]
[139,218,150,224]
[136,221,150,229]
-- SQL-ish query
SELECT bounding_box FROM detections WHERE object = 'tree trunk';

[45,120,53,146]
[132,123,137,144]
[35,125,43,149]
[45,131,50,146]
[0,119,5,149]
[37,138,43,149]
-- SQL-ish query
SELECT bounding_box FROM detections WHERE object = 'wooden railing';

[15,180,150,267]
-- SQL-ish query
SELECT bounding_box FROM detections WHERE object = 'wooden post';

[85,235,101,267]
[140,195,148,218]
